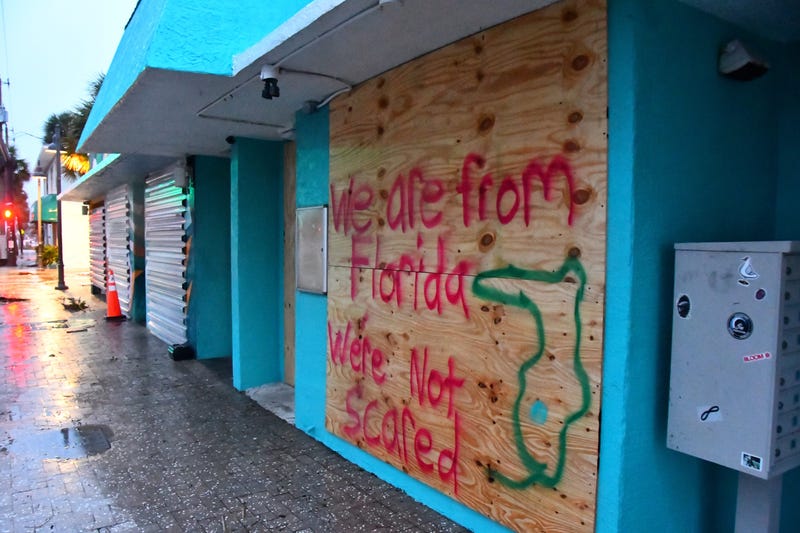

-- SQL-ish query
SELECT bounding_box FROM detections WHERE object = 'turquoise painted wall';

[293,109,508,532]
[230,138,284,390]
[773,41,800,528]
[130,181,147,324]
[774,42,800,240]
[601,1,795,531]
[294,109,330,434]
[596,2,636,528]
[82,0,311,150]
[187,156,232,359]
[149,0,309,75]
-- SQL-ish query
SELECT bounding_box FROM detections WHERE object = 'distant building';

[33,146,88,269]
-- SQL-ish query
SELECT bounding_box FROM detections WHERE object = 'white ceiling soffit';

[678,0,800,42]
[82,0,558,158]
[234,0,560,88]
[82,68,285,157]
[60,153,176,202]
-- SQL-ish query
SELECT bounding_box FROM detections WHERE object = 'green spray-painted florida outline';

[472,256,590,489]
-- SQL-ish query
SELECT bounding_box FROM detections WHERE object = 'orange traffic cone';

[105,269,126,321]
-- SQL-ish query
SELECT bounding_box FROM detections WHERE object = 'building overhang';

[79,0,559,159]
[30,194,58,223]
[79,0,799,166]
[36,146,57,170]
[60,153,176,203]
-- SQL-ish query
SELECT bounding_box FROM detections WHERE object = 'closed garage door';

[89,205,106,294]
[145,170,188,346]
[105,186,131,315]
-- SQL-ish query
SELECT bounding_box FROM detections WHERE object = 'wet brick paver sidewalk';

[0,266,469,532]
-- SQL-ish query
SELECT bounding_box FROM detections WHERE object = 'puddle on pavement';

[4,425,113,459]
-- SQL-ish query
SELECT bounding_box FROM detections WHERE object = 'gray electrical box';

[668,241,800,479]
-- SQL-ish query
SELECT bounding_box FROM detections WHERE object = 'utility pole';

[54,123,67,290]
[0,76,15,266]
[0,76,8,145]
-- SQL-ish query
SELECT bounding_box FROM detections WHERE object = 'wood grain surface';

[284,142,296,386]
[326,1,607,530]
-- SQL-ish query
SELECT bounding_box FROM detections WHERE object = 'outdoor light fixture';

[260,65,280,100]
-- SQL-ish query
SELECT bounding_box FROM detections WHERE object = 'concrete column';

[129,181,146,324]
[293,109,330,433]
[187,156,232,359]
[230,138,284,390]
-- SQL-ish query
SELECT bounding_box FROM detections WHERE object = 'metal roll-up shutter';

[145,171,188,346]
[89,206,106,293]
[105,186,131,315]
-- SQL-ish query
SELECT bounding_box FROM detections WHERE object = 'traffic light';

[3,207,12,220]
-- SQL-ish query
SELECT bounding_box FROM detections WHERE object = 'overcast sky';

[1,0,138,198]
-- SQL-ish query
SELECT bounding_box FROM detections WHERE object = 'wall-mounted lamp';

[719,39,769,81]
[260,65,280,99]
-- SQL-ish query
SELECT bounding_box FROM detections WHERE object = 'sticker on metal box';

[743,352,772,363]
[738,256,760,286]
[697,405,722,422]
[742,452,763,472]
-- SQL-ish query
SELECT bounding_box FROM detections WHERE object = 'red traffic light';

[2,208,12,219]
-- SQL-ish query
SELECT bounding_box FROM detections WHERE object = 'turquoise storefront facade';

[68,0,800,530]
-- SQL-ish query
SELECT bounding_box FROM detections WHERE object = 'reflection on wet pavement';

[0,319,68,331]
[0,266,466,532]
[6,425,113,459]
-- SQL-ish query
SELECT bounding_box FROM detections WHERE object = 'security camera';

[260,65,279,81]
[260,65,280,99]
[719,39,769,81]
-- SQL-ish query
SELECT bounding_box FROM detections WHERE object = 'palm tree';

[43,112,85,180]
[73,74,104,138]
[42,73,104,180]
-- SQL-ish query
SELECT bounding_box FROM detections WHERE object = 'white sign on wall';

[296,206,327,294]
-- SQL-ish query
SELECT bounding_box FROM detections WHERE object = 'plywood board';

[284,142,296,386]
[327,1,607,530]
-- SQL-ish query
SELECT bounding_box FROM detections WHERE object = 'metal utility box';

[668,241,800,479]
